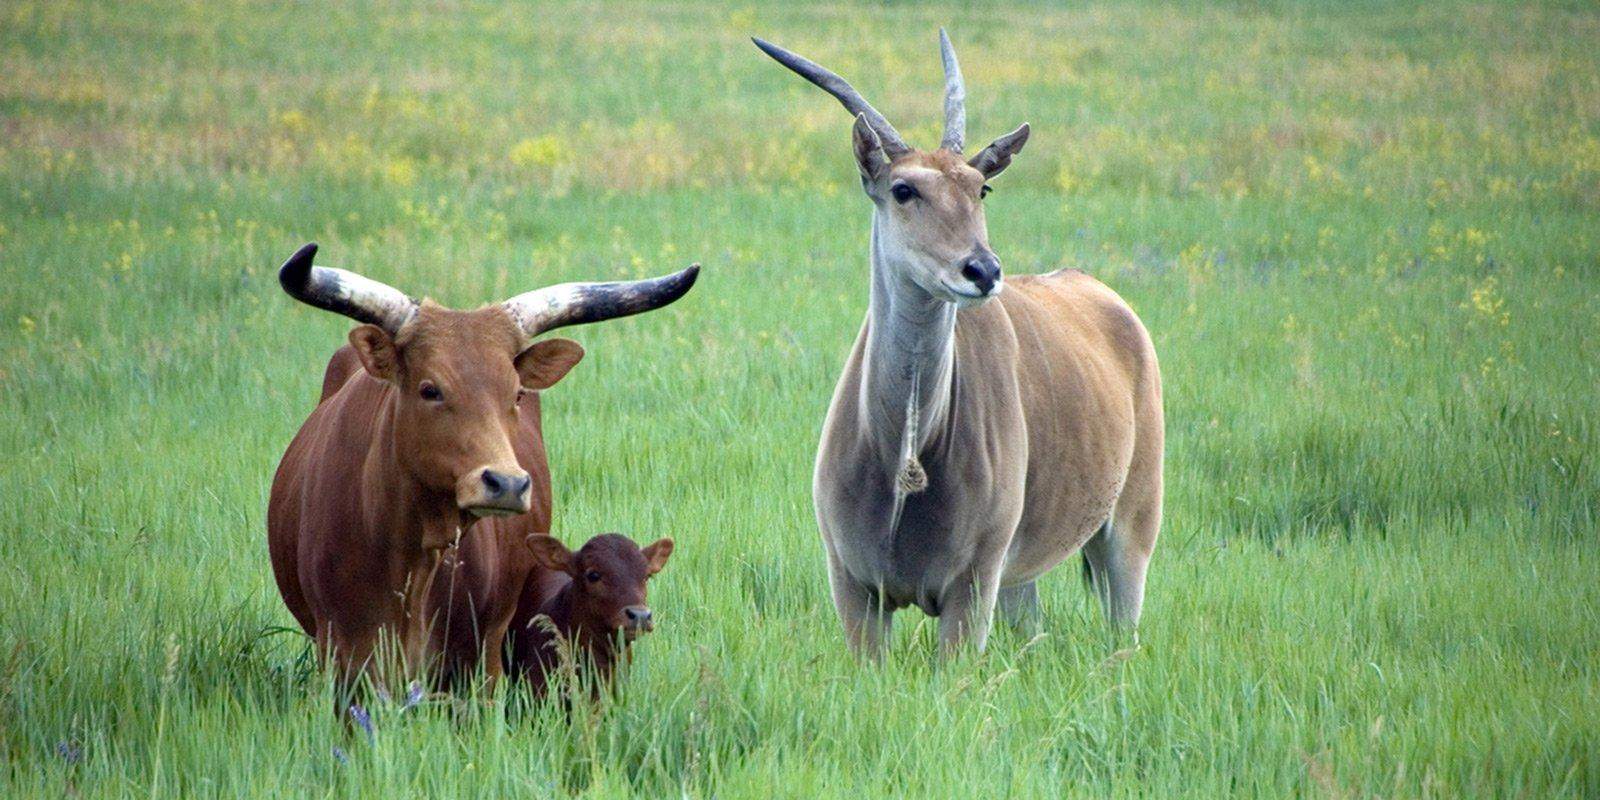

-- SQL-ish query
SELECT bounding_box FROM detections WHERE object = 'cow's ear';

[526,535,575,574]
[641,537,674,577]
[348,325,399,383]
[515,338,585,391]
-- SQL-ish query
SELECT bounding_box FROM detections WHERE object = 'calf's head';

[527,533,674,642]
[278,243,698,516]
[755,30,1029,306]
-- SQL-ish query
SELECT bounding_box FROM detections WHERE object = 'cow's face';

[347,305,584,516]
[528,533,674,641]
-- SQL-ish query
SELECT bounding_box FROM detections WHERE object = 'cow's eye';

[890,182,919,204]
[585,570,602,584]
[419,381,443,402]
[980,184,993,199]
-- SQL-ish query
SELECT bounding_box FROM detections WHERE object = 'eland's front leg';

[826,550,892,660]
[937,562,1004,655]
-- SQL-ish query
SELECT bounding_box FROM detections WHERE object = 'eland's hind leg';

[997,581,1041,635]
[1083,414,1163,629]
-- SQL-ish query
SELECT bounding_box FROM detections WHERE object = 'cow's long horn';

[938,28,966,154]
[501,264,700,343]
[752,36,910,158]
[278,243,418,334]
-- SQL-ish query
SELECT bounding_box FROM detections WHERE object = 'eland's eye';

[890,183,919,204]
[419,381,443,402]
[585,570,602,584]
[980,184,993,199]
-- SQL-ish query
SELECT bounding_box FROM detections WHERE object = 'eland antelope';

[754,31,1164,655]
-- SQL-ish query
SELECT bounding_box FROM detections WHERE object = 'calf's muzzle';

[623,605,654,633]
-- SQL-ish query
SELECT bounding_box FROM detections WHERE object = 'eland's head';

[754,30,1029,306]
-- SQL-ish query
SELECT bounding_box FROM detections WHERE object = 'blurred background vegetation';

[1,1,1596,796]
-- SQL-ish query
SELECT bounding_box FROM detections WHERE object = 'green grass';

[3,0,1598,796]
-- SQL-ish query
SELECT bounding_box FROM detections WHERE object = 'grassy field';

[3,0,1599,796]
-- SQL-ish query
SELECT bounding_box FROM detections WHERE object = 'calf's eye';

[585,570,602,583]
[890,183,919,204]
[419,381,443,402]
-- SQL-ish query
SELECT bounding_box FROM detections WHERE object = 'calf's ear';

[348,324,399,383]
[526,535,575,574]
[516,338,585,391]
[641,537,674,577]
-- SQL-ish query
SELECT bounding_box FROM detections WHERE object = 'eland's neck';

[860,213,957,468]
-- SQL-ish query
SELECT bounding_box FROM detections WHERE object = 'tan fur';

[751,30,1151,655]
[813,150,1164,656]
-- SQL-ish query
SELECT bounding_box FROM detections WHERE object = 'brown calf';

[509,534,673,695]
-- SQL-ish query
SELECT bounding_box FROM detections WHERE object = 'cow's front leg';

[480,618,511,692]
[827,548,892,661]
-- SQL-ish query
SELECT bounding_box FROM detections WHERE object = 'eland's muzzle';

[959,251,1002,296]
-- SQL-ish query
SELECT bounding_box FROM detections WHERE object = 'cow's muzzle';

[458,466,532,516]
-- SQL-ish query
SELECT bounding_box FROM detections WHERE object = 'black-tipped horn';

[277,243,418,334]
[938,28,966,153]
[502,264,701,343]
[752,36,910,157]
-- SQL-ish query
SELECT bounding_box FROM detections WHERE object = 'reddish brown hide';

[265,243,698,692]
[507,534,673,694]
[269,324,581,689]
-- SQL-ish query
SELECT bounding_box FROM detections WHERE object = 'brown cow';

[266,243,698,691]
[508,533,674,695]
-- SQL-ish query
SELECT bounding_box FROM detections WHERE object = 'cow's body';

[269,347,551,685]
[264,243,698,689]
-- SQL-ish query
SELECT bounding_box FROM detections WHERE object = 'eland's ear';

[852,113,891,185]
[968,123,1030,179]
[526,535,576,574]
[348,324,399,383]
[640,538,674,577]
[515,338,585,391]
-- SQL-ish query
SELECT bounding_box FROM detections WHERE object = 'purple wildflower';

[347,703,374,741]
[331,746,349,765]
[402,682,424,712]
[55,740,83,764]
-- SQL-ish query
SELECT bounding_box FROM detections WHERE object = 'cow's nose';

[480,469,531,500]
[623,606,653,630]
[959,253,1002,294]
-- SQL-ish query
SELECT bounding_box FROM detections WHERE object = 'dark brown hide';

[507,534,673,695]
